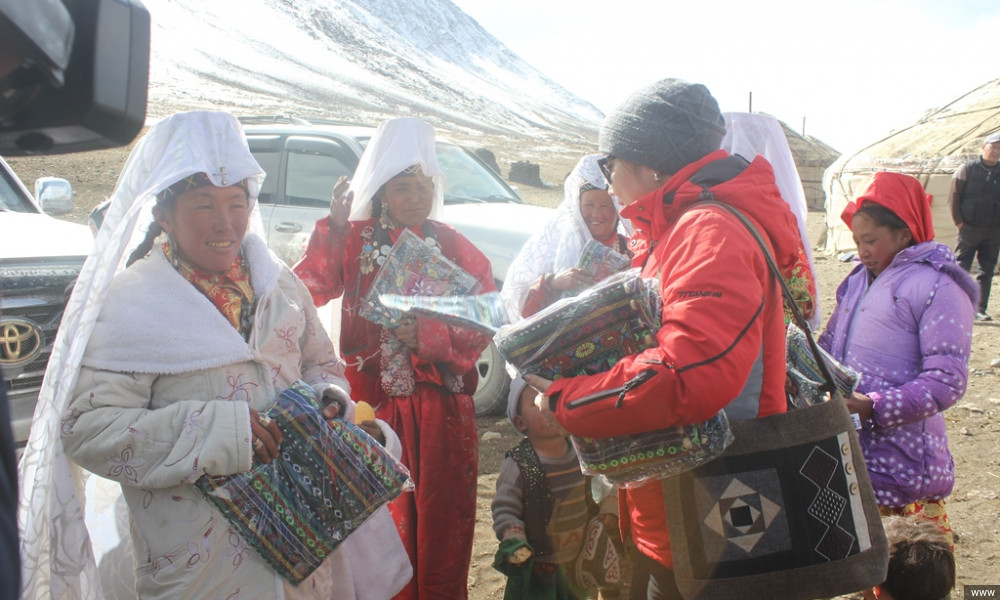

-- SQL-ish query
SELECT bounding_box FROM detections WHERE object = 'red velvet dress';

[295,216,495,599]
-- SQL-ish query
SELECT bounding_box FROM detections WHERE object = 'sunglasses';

[597,155,615,186]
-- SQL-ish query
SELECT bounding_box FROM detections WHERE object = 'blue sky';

[452,0,1000,152]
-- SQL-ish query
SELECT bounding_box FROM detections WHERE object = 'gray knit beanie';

[599,78,726,175]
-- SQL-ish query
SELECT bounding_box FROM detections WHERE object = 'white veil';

[500,154,626,320]
[347,117,445,222]
[721,112,821,327]
[17,111,265,600]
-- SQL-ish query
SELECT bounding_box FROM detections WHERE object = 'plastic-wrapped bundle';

[576,238,631,282]
[495,269,661,380]
[495,269,733,487]
[378,291,509,335]
[196,381,412,584]
[359,228,479,327]
[786,324,860,408]
[570,412,732,487]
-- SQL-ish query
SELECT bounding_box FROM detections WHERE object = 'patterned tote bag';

[660,200,888,600]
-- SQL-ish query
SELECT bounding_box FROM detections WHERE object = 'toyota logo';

[0,318,44,366]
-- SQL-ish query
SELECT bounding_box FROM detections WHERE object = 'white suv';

[241,116,553,415]
[1,157,92,450]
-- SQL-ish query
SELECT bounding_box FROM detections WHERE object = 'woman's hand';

[549,268,593,292]
[249,407,283,463]
[329,175,353,229]
[394,318,418,349]
[844,392,874,421]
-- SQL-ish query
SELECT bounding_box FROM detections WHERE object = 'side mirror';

[35,176,74,215]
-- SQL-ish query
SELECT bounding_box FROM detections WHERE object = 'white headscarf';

[500,154,627,320]
[721,112,821,327]
[17,111,265,600]
[347,117,445,222]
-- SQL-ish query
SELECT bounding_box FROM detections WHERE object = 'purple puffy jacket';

[818,241,977,507]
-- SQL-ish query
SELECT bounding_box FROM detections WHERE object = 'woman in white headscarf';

[294,117,495,600]
[501,153,631,319]
[18,111,411,600]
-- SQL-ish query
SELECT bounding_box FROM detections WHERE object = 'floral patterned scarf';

[163,241,256,339]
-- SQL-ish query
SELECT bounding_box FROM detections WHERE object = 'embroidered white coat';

[61,233,411,600]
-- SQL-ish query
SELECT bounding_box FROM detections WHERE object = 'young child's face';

[514,385,566,440]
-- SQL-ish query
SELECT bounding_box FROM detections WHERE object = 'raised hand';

[329,175,354,229]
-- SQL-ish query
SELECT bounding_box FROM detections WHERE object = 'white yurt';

[822,78,1000,254]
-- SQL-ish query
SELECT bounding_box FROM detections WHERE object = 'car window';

[253,150,281,205]
[0,161,35,213]
[436,143,519,203]
[285,151,353,209]
[246,135,283,205]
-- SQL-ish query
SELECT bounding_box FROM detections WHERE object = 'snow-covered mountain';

[143,0,602,148]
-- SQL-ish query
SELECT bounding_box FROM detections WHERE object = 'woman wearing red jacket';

[294,117,494,600]
[526,79,815,599]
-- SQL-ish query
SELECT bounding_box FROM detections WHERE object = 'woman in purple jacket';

[819,172,977,541]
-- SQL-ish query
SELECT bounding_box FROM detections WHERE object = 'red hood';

[621,149,807,279]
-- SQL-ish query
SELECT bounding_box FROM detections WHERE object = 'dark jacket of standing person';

[948,131,1000,319]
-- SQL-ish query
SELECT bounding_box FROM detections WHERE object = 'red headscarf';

[841,172,934,243]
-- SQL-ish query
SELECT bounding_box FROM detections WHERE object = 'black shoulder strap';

[695,198,838,395]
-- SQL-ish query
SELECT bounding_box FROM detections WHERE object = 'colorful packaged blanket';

[378,291,510,335]
[359,228,480,328]
[495,269,733,487]
[494,269,661,380]
[786,324,860,409]
[196,381,412,584]
[576,238,631,282]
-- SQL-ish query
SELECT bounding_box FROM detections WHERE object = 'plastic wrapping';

[576,238,631,282]
[571,411,733,488]
[495,269,660,379]
[785,324,860,408]
[196,381,412,584]
[495,269,733,487]
[359,228,480,327]
[378,290,509,335]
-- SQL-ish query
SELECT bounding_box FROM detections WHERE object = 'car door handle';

[274,222,303,233]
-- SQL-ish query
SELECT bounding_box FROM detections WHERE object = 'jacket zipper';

[565,368,659,410]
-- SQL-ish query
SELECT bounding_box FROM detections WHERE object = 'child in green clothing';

[491,377,622,600]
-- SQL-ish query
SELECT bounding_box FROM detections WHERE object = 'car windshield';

[355,137,521,205]
[436,143,520,204]
[0,161,36,213]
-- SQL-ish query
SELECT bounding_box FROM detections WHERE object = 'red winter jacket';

[547,150,804,569]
